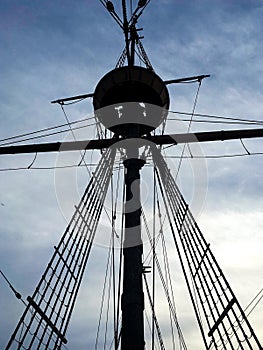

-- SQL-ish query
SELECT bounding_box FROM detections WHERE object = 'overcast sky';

[0,0,263,349]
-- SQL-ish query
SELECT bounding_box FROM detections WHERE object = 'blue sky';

[0,0,263,349]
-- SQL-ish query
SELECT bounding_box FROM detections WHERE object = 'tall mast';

[121,140,145,349]
[92,61,170,348]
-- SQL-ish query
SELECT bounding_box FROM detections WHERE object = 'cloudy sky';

[0,0,263,349]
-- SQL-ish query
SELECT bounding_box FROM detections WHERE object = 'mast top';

[93,2,169,137]
[93,65,170,136]
[102,0,152,68]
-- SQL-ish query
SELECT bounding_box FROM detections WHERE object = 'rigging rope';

[94,157,124,350]
[115,174,126,345]
[0,121,97,147]
[1,146,263,174]
[0,120,97,148]
[143,274,166,350]
[151,144,263,350]
[104,256,113,350]
[169,110,263,125]
[245,287,263,318]
[60,104,121,242]
[5,146,116,350]
[146,172,178,349]
[95,164,122,350]
[0,109,262,147]
[175,80,202,181]
[60,104,92,175]
[165,150,263,159]
[159,215,177,350]
[110,175,117,349]
[141,209,188,350]
[168,118,263,126]
[0,116,95,145]
[0,270,22,300]
[95,240,113,350]
[152,170,157,350]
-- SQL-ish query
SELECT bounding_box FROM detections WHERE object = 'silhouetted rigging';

[1,1,263,349]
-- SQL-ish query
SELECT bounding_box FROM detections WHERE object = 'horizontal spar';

[51,92,94,104]
[164,74,210,85]
[149,128,263,145]
[49,75,209,104]
[0,139,116,154]
[0,128,263,155]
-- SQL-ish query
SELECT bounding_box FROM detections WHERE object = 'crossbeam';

[50,75,210,105]
[27,296,67,344]
[51,92,94,105]
[0,128,263,155]
[164,74,210,85]
[208,298,236,337]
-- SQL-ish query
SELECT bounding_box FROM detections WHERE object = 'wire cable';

[0,269,22,300]
[59,108,123,260]
[245,287,263,317]
[175,81,202,180]
[168,110,263,125]
[95,231,113,348]
[152,170,157,350]
[142,208,187,349]
[0,116,95,145]
[143,274,166,350]
[1,110,262,147]
[240,138,250,155]
[1,147,263,173]
[165,151,263,159]
[115,175,126,344]
[153,145,263,349]
[0,120,97,146]
[209,287,263,350]
[104,254,113,350]
[168,118,263,126]
[98,0,123,28]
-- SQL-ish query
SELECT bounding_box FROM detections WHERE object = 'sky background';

[0,0,263,349]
